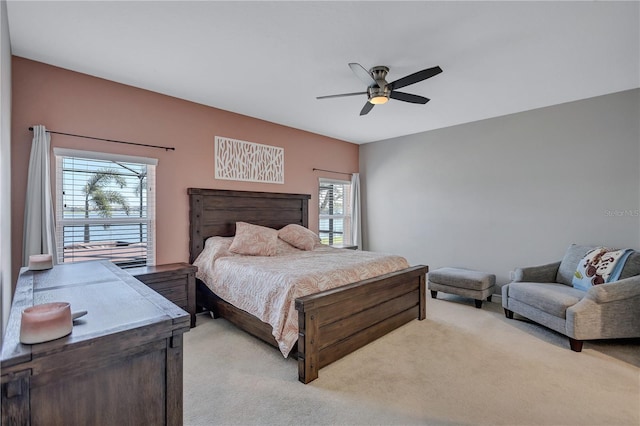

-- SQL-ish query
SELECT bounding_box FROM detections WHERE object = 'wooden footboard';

[295,265,427,383]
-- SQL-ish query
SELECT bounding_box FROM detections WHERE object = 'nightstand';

[129,262,198,327]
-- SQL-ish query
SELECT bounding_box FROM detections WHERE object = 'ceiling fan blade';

[360,102,374,116]
[389,91,430,104]
[349,63,377,87]
[316,92,367,100]
[388,66,442,90]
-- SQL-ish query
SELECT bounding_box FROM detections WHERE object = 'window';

[318,178,352,246]
[54,148,156,268]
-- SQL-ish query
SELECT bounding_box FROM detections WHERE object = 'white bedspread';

[193,237,410,357]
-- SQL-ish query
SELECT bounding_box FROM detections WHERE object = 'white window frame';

[53,148,157,267]
[318,178,352,246]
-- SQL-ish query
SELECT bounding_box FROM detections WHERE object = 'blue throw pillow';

[572,247,633,291]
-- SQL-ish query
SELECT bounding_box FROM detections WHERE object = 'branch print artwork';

[215,136,284,184]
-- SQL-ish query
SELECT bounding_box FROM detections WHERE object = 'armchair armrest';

[513,261,561,283]
[585,275,640,303]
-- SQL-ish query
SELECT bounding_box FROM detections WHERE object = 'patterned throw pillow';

[229,222,278,256]
[572,247,634,291]
[278,224,320,251]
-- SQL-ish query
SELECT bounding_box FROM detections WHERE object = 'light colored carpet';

[183,294,640,426]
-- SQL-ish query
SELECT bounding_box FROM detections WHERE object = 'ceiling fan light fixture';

[369,95,389,105]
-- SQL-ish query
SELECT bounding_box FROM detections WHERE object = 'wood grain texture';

[296,266,427,383]
[188,188,428,383]
[130,263,198,327]
[0,370,30,426]
[1,260,189,425]
[167,334,184,425]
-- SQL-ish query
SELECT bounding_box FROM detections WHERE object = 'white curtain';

[22,125,57,265]
[350,173,362,249]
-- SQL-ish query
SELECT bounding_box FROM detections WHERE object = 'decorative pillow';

[229,222,278,256]
[278,224,320,251]
[572,247,634,291]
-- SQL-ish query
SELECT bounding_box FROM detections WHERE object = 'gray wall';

[360,89,640,287]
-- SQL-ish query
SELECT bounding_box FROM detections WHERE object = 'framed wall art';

[214,136,284,184]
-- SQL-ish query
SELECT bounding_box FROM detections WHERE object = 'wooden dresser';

[1,260,190,426]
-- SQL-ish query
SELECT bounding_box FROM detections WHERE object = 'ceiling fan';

[317,63,443,116]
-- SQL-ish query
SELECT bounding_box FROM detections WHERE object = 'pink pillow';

[229,222,278,256]
[278,224,320,251]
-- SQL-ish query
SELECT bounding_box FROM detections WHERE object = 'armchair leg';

[430,290,437,299]
[569,338,584,352]
[504,308,514,319]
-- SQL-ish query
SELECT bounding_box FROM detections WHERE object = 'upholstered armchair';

[502,244,640,351]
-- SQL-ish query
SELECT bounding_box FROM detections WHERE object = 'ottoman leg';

[430,290,438,299]
[504,309,514,319]
[474,299,482,309]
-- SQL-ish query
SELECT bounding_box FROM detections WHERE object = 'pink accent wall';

[11,57,358,283]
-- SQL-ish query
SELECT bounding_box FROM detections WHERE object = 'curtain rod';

[312,167,353,176]
[28,127,176,151]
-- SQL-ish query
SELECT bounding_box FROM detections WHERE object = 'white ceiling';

[6,1,640,144]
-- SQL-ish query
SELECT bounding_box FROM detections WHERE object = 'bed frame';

[188,188,427,383]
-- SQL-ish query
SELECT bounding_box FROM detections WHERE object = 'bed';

[188,188,428,383]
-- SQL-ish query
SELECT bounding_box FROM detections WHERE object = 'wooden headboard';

[187,189,311,263]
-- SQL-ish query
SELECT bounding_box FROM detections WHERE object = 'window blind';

[54,149,156,268]
[318,178,352,246]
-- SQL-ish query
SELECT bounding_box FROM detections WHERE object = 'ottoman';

[428,267,496,309]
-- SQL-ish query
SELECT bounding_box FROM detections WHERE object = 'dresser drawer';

[145,280,187,309]
[145,277,187,299]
